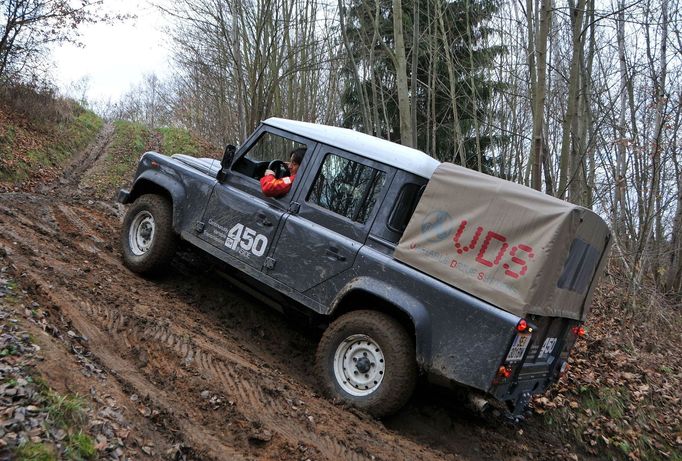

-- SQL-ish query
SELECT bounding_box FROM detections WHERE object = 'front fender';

[330,277,432,367]
[129,168,187,231]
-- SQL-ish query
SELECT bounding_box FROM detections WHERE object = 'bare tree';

[0,0,122,83]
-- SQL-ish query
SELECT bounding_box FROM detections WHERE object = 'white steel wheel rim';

[333,334,385,396]
[129,210,156,256]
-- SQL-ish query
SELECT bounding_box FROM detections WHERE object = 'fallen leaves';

[532,277,682,460]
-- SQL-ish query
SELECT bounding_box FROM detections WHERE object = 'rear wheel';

[120,194,177,274]
[315,310,416,417]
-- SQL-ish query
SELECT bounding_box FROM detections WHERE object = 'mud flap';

[117,189,131,204]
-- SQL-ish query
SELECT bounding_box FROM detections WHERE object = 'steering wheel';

[267,160,290,179]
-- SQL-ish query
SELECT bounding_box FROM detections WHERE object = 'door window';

[232,132,307,180]
[307,153,386,224]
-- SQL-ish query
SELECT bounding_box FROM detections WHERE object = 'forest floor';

[0,113,680,460]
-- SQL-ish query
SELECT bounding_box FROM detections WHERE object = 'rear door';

[199,127,313,270]
[267,146,393,291]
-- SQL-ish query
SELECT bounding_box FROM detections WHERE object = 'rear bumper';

[491,357,565,415]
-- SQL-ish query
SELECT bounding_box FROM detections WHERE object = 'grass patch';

[10,374,95,460]
[582,386,627,419]
[84,121,219,197]
[64,431,96,461]
[82,119,150,196]
[45,392,87,428]
[158,126,201,156]
[14,441,57,461]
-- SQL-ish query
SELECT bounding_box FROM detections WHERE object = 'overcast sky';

[52,0,171,102]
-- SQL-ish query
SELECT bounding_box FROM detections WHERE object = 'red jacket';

[260,173,296,197]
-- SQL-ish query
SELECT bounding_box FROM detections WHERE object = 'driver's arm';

[260,170,294,197]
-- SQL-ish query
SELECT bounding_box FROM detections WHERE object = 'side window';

[308,153,386,224]
[233,132,307,179]
[557,238,600,294]
[387,183,425,233]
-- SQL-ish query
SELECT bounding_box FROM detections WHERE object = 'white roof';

[263,118,440,179]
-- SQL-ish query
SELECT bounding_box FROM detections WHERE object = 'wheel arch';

[127,172,186,231]
[329,279,432,368]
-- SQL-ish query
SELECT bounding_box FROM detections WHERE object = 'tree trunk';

[666,98,682,294]
[530,0,550,191]
[557,0,586,202]
[410,0,419,147]
[465,1,482,171]
[338,0,372,133]
[392,0,414,147]
[614,0,628,238]
[436,0,465,165]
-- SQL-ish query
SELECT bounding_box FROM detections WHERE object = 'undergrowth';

[0,92,102,185]
[537,266,682,461]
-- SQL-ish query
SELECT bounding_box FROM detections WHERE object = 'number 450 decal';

[224,223,268,257]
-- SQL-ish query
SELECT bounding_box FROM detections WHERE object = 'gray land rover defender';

[118,118,611,417]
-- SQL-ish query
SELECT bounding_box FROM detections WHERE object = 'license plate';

[506,333,531,362]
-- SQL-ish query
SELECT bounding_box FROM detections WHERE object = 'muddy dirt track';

[0,127,580,460]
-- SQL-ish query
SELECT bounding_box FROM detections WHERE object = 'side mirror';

[217,144,236,181]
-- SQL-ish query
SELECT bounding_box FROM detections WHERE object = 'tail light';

[516,319,528,332]
[572,325,586,337]
[497,366,512,379]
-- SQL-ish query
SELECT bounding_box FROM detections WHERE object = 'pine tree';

[339,0,505,172]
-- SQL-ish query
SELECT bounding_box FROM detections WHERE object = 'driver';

[260,147,305,197]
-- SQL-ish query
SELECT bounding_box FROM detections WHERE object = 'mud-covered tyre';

[120,194,177,274]
[316,310,416,417]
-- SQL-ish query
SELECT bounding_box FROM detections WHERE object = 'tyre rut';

[46,122,115,192]
[0,195,454,461]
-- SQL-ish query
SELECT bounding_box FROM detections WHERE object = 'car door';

[198,126,314,270]
[267,146,394,291]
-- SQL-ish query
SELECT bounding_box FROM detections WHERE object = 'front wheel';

[120,194,177,274]
[315,310,416,417]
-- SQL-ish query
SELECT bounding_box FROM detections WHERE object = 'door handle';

[255,212,272,227]
[325,246,346,261]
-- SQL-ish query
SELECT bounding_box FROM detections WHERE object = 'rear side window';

[308,153,386,223]
[557,238,600,294]
[388,183,424,233]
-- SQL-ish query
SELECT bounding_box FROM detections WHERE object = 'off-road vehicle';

[118,118,611,417]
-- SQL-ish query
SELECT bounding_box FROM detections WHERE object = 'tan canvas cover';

[394,163,611,321]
